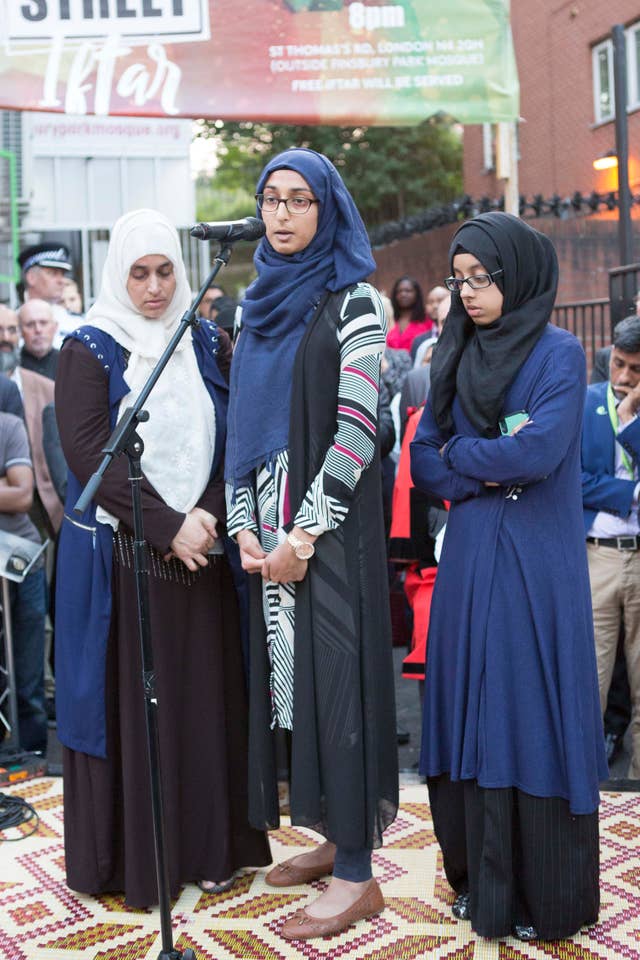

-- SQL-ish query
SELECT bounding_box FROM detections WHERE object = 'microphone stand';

[74,241,234,960]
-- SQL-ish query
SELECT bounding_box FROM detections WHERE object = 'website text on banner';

[0,0,519,125]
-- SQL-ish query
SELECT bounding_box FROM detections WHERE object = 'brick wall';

[371,209,640,306]
[532,210,640,302]
[371,222,459,298]
[464,0,640,209]
[371,1,640,322]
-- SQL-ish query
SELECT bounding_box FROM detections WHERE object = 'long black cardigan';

[247,290,399,850]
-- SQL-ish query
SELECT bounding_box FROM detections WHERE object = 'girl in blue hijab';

[226,147,376,488]
[225,148,398,941]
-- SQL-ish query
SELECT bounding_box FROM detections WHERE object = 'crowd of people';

[0,146,636,944]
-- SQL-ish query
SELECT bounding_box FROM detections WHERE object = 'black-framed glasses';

[444,269,503,293]
[255,194,319,215]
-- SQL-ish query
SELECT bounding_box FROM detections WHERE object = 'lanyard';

[607,383,635,479]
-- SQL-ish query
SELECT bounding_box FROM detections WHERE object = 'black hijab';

[430,212,558,437]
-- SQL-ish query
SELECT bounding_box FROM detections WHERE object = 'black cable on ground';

[0,792,40,838]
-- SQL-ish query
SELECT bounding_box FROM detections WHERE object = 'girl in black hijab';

[430,211,557,438]
[411,213,607,941]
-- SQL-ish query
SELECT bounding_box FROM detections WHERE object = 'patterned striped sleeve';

[225,481,259,539]
[294,282,387,536]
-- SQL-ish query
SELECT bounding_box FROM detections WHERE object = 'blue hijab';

[225,148,376,490]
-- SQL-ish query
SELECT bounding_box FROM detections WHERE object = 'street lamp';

[612,24,633,269]
[593,151,618,172]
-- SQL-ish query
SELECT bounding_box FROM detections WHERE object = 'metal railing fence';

[551,299,610,371]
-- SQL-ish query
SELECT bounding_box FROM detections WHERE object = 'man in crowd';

[0,304,64,723]
[592,291,640,384]
[17,242,75,341]
[0,305,62,534]
[208,294,238,338]
[425,284,449,326]
[399,293,451,438]
[197,282,226,320]
[18,300,60,381]
[582,314,640,780]
[0,409,48,755]
[0,311,25,420]
[588,305,640,764]
[409,284,449,363]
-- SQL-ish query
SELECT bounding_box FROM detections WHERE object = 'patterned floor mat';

[1,778,639,959]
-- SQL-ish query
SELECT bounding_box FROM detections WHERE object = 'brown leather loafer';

[265,851,335,887]
[280,878,384,940]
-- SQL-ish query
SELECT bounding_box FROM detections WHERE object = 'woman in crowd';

[55,208,270,908]
[386,275,433,352]
[410,212,607,941]
[225,148,398,941]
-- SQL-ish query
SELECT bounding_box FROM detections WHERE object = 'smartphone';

[499,410,529,436]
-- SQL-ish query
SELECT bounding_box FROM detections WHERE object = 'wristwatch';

[287,531,315,560]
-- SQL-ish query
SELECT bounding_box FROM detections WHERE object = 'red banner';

[0,1,518,125]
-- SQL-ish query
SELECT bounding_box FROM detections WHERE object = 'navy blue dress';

[412,324,607,811]
[411,324,608,937]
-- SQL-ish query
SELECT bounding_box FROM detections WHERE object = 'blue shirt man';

[582,314,640,780]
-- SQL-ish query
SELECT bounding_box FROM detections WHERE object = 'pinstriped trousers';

[428,775,600,939]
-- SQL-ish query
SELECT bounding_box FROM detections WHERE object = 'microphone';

[190,216,266,242]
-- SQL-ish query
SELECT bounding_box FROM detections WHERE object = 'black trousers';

[428,774,600,939]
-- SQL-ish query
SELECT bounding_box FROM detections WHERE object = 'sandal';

[197,876,235,894]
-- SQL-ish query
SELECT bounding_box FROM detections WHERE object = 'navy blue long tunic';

[411,324,608,815]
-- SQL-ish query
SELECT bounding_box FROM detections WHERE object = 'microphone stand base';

[157,949,197,960]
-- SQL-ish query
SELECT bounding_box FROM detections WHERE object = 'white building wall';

[1,111,207,307]
[21,112,195,231]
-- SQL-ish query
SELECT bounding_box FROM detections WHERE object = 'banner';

[0,1,519,125]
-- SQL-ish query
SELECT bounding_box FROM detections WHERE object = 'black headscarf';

[430,212,558,437]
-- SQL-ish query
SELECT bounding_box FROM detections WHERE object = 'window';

[482,123,494,172]
[628,22,640,110]
[593,39,614,124]
[592,22,640,123]
[1,110,24,200]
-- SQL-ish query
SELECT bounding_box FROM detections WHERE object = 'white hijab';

[86,209,215,524]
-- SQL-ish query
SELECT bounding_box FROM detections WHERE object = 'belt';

[586,535,640,550]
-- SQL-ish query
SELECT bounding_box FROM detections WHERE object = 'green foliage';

[194,118,463,228]
[196,178,255,223]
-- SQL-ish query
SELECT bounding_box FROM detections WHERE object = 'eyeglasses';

[255,194,319,215]
[444,269,503,293]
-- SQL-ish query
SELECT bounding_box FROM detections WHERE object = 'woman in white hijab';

[54,209,271,908]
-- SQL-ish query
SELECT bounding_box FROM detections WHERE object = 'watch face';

[296,541,315,560]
